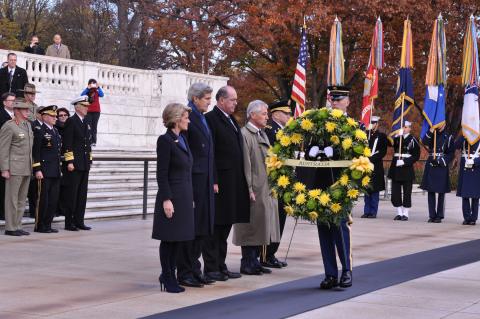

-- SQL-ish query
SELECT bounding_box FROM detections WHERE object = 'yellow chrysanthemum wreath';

[266,108,373,225]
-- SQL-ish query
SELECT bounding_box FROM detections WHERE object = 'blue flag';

[389,68,414,141]
[420,84,446,139]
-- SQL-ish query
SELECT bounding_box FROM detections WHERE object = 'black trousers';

[317,223,345,278]
[241,246,261,269]
[176,236,205,280]
[263,199,286,259]
[160,241,179,276]
[428,192,445,220]
[87,112,100,144]
[27,177,37,218]
[0,176,5,220]
[391,180,413,208]
[203,224,232,273]
[35,177,60,231]
[63,170,89,228]
[462,198,479,222]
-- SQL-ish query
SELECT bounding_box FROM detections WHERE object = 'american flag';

[291,26,308,118]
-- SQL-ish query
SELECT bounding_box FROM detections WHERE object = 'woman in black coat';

[152,103,194,293]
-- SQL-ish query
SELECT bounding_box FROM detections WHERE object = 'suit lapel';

[190,111,209,139]
[168,130,189,155]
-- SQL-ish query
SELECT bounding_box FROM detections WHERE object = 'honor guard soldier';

[420,123,454,223]
[310,85,353,290]
[262,99,291,268]
[455,136,480,225]
[362,116,388,218]
[32,105,62,233]
[62,96,93,231]
[388,121,420,221]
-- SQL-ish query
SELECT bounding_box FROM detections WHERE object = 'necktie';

[8,70,13,89]
[227,116,237,132]
[199,113,210,135]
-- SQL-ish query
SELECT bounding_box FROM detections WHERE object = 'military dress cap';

[19,83,41,94]
[371,115,380,123]
[71,95,90,106]
[12,101,30,109]
[328,85,350,101]
[39,105,58,116]
[269,99,292,114]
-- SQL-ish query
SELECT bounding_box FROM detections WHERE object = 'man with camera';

[23,36,45,55]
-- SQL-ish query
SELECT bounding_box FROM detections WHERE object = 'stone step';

[87,190,156,201]
[87,181,157,193]
[88,174,157,183]
[89,167,157,176]
[85,197,156,211]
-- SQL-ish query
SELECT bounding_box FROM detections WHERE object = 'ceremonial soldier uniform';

[262,99,291,268]
[62,96,93,231]
[388,121,420,221]
[420,127,454,223]
[455,136,480,225]
[362,116,388,218]
[27,111,43,218]
[32,105,62,233]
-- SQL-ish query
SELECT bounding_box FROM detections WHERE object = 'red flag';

[361,65,378,126]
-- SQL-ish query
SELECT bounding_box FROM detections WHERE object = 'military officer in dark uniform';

[62,96,93,231]
[388,121,420,221]
[420,123,454,223]
[362,116,388,218]
[28,106,44,218]
[309,86,352,290]
[32,105,62,233]
[455,136,480,225]
[261,99,291,268]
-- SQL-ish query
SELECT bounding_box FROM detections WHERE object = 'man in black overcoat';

[261,99,291,268]
[362,116,388,218]
[0,92,15,220]
[204,85,249,281]
[176,83,216,288]
[62,96,93,231]
[0,53,28,98]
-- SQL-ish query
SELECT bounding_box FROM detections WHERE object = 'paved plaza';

[1,192,480,319]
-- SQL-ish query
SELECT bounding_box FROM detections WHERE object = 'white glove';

[324,146,334,158]
[396,129,404,137]
[396,159,405,167]
[308,146,320,158]
[466,158,474,166]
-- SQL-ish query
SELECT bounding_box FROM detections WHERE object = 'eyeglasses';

[5,99,15,102]
[58,114,68,118]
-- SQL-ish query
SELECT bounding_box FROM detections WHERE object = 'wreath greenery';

[266,107,373,225]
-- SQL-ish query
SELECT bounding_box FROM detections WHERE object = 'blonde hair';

[162,103,191,129]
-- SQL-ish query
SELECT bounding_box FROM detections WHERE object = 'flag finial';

[335,15,339,22]
[438,13,443,20]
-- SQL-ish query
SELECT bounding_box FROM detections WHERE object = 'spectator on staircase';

[45,34,71,59]
[81,79,103,146]
[23,35,45,55]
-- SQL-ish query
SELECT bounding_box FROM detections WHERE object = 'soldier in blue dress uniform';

[32,105,62,233]
[420,123,454,223]
[455,136,480,225]
[388,121,420,221]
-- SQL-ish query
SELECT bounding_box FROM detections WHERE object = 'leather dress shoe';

[433,218,442,223]
[462,220,469,225]
[205,271,228,281]
[427,218,434,223]
[76,225,92,230]
[401,216,408,221]
[240,266,262,275]
[261,257,283,269]
[394,215,402,220]
[367,215,377,219]
[339,270,352,288]
[178,277,204,288]
[35,228,52,233]
[360,214,369,218]
[320,276,338,289]
[65,226,78,231]
[258,266,272,274]
[49,228,59,233]
[5,230,21,236]
[222,269,242,279]
[469,221,476,225]
[194,273,215,285]
[18,230,30,235]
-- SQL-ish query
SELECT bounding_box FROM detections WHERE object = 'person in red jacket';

[81,79,104,146]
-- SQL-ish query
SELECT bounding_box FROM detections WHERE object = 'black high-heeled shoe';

[159,274,184,293]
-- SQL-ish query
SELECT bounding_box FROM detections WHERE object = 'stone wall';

[0,49,228,149]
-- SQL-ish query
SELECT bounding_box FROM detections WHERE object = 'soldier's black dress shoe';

[339,270,352,288]
[433,218,442,223]
[394,215,402,220]
[222,269,242,279]
[469,221,476,225]
[320,276,338,289]
[279,260,288,267]
[65,226,78,231]
[428,218,434,223]
[76,225,92,230]
[240,266,262,275]
[5,230,21,236]
[258,266,272,274]
[462,220,469,225]
[18,230,30,235]
[194,273,215,285]
[35,229,52,233]
[49,228,59,233]
[205,271,228,281]
[178,277,204,287]
[261,257,283,268]
[360,214,369,218]
[401,216,408,221]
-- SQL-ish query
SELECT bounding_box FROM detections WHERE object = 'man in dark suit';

[261,99,292,268]
[0,53,28,98]
[204,86,249,281]
[0,92,15,220]
[62,96,93,231]
[32,105,62,233]
[176,83,216,288]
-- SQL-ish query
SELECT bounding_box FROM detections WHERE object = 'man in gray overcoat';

[233,100,280,275]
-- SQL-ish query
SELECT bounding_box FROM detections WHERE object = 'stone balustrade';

[0,49,228,149]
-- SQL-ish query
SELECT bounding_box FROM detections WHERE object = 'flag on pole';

[420,14,447,140]
[291,24,308,118]
[327,16,344,86]
[461,15,480,145]
[361,17,384,127]
[389,19,415,142]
